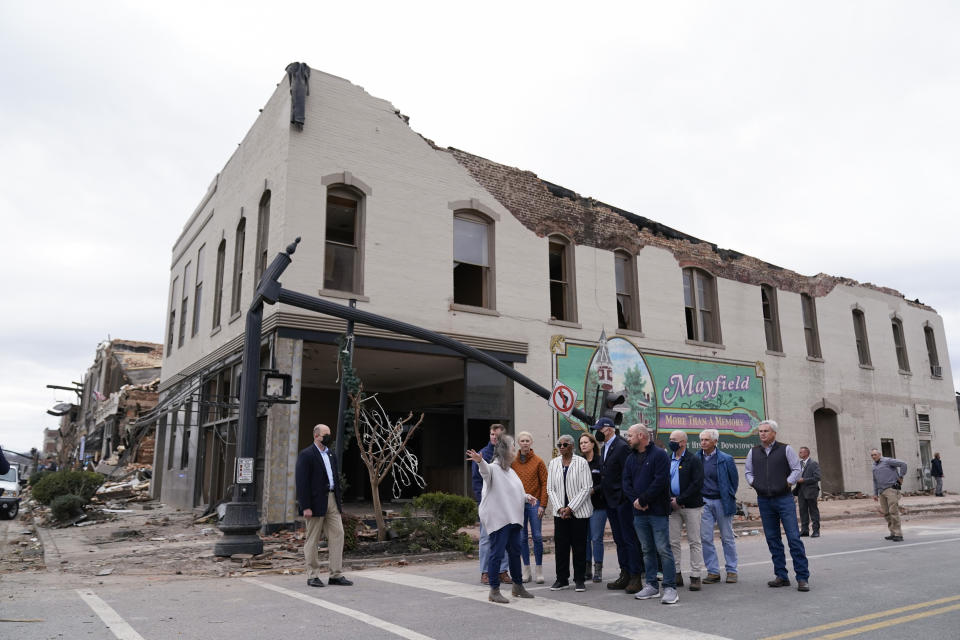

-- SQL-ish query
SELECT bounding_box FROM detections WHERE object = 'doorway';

[813,408,844,494]
[919,440,933,491]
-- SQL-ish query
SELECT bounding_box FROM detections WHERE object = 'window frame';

[191,244,205,338]
[761,284,783,352]
[614,249,641,332]
[852,308,872,367]
[682,267,722,344]
[891,316,910,372]
[801,293,822,359]
[254,191,270,291]
[323,185,366,295]
[212,239,226,329]
[178,261,191,348]
[923,324,941,377]
[548,234,577,323]
[166,276,178,356]
[452,209,496,310]
[230,217,246,316]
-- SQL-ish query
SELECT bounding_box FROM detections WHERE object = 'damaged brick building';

[154,64,957,528]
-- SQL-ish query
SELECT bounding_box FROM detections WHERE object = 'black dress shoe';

[890,535,904,542]
[811,532,820,538]
[884,535,895,540]
[767,577,790,588]
[328,576,354,586]
[799,532,809,537]
[307,578,325,587]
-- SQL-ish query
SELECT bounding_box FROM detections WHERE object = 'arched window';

[212,240,227,329]
[548,235,576,322]
[191,244,205,338]
[761,284,782,352]
[324,186,365,293]
[924,325,941,377]
[615,250,640,331]
[852,308,871,366]
[254,190,270,290]
[683,267,720,343]
[166,276,178,356]
[453,210,495,308]
[230,217,245,315]
[891,317,910,372]
[178,261,191,348]
[801,294,821,358]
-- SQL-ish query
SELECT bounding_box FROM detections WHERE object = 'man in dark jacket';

[596,418,643,593]
[471,423,508,585]
[295,424,352,587]
[746,420,809,592]
[793,447,821,537]
[667,430,704,591]
[931,452,944,496]
[623,424,678,605]
[0,447,9,475]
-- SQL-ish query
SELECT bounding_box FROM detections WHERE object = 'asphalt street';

[2,517,960,639]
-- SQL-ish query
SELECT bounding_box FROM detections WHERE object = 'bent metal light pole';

[215,238,592,555]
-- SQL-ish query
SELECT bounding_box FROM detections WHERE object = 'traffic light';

[600,389,628,426]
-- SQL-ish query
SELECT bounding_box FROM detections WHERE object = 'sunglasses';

[557,442,571,448]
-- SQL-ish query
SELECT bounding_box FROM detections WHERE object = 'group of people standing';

[470,419,751,604]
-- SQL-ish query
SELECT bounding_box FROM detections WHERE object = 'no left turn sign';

[549,381,577,416]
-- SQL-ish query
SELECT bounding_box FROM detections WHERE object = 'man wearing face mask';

[296,423,353,587]
[667,430,704,591]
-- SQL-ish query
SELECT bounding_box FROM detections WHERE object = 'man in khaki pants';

[871,448,908,542]
[296,424,352,586]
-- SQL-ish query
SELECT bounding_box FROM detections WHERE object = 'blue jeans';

[586,508,607,563]
[633,514,675,588]
[607,501,642,574]
[758,495,809,581]
[521,501,543,566]
[487,523,523,589]
[479,521,509,574]
[701,497,738,575]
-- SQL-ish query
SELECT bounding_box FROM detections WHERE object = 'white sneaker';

[535,565,544,584]
[634,584,660,600]
[661,587,679,604]
[522,565,532,583]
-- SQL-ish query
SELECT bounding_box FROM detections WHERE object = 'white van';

[0,465,21,519]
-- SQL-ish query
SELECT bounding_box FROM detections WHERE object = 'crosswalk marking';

[75,590,146,640]
[244,578,435,640]
[361,570,731,640]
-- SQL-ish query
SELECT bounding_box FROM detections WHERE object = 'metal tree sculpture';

[353,390,425,540]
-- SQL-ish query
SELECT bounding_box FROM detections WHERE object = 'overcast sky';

[2,1,958,454]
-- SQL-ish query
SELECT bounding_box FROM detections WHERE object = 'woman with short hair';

[547,433,593,592]
[511,430,548,583]
[467,435,537,603]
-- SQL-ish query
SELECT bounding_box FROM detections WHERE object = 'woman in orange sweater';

[511,431,548,583]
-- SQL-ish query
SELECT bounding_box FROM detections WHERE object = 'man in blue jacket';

[596,418,643,594]
[471,423,509,585]
[623,424,678,605]
[698,428,739,585]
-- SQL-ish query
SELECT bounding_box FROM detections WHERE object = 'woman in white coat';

[467,435,537,603]
[547,433,593,592]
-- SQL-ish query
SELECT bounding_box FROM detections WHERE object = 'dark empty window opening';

[453,212,493,309]
[852,309,871,366]
[324,190,362,293]
[761,285,782,352]
[683,268,720,343]
[615,250,640,331]
[891,318,910,372]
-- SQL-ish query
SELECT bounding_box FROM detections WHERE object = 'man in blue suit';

[296,424,353,587]
[596,418,643,594]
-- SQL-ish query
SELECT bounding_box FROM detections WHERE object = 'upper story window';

[230,217,246,315]
[683,267,721,344]
[801,293,822,358]
[453,210,495,309]
[924,325,941,377]
[254,191,271,290]
[891,317,910,372]
[166,276,178,356]
[548,235,577,322]
[615,250,640,331]
[191,245,205,337]
[852,308,872,366]
[761,284,782,352]
[324,187,365,293]
[178,261,191,348]
[212,240,226,329]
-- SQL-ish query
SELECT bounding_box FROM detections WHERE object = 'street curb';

[35,525,61,571]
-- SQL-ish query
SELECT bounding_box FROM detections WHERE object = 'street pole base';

[214,500,264,557]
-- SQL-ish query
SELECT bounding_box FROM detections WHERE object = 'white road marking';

[75,590,146,640]
[244,578,435,640]
[361,570,731,640]
[738,536,960,567]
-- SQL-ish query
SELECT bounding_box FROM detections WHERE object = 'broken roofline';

[441,145,931,310]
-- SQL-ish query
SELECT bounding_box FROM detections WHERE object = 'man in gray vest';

[871,448,908,541]
[745,420,810,592]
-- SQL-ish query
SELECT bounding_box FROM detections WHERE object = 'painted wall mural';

[553,335,766,459]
